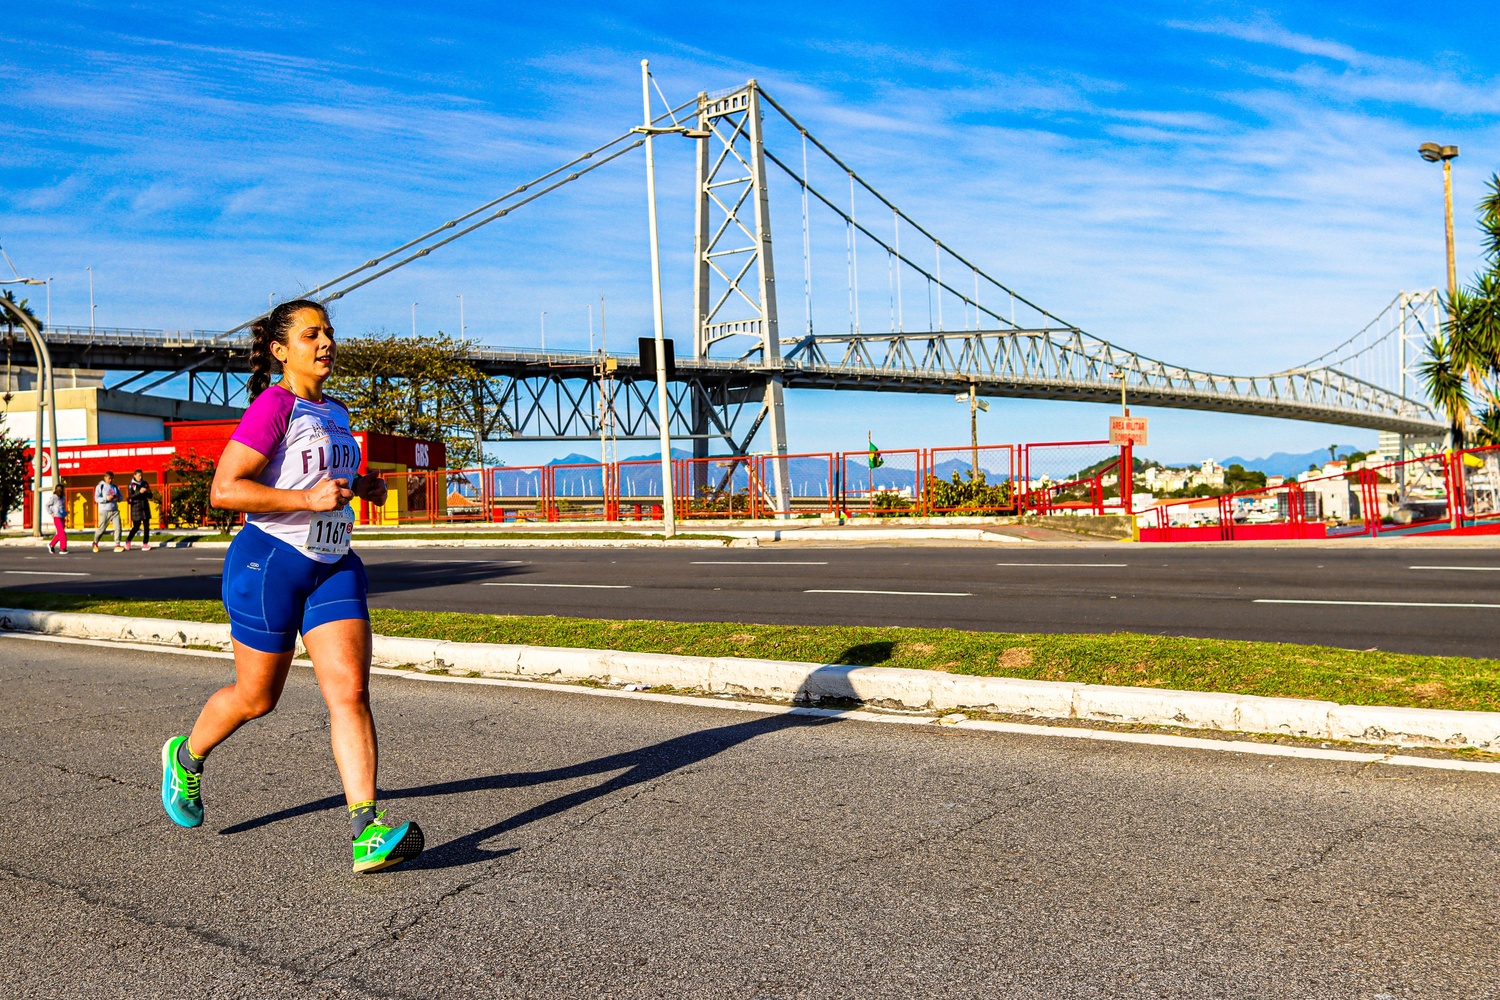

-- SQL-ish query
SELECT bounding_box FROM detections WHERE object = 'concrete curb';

[4,606,1498,752]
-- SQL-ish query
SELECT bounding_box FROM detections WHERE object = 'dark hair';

[248,298,328,401]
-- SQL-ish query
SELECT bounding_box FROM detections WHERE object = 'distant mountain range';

[1217,446,1364,478]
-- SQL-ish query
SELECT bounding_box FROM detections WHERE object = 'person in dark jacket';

[125,469,154,551]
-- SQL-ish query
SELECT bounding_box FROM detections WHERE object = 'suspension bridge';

[14,76,1448,456]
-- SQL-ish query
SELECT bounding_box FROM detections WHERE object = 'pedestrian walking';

[45,484,68,554]
[92,472,123,553]
[125,469,154,551]
[160,299,422,874]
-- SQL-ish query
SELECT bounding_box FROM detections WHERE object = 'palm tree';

[1421,173,1500,445]
[0,289,42,337]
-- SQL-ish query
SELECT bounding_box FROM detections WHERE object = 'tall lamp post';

[634,59,709,539]
[0,279,60,536]
[1419,142,1460,319]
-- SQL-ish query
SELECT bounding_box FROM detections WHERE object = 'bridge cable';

[215,97,697,340]
[319,139,645,307]
[848,171,861,334]
[800,131,813,337]
[756,86,1072,332]
[761,143,1045,333]
[893,209,904,332]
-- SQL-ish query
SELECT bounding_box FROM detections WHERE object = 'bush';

[690,488,749,515]
[870,489,912,518]
[924,469,1013,514]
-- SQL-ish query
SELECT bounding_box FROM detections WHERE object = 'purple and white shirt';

[230,385,361,563]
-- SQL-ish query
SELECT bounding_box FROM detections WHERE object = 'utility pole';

[411,301,417,337]
[954,382,988,473]
[1419,143,1460,321]
[641,59,676,538]
[457,294,465,337]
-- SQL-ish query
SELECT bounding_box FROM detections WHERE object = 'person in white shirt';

[92,472,123,553]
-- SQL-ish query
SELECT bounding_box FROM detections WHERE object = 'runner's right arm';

[210,440,352,514]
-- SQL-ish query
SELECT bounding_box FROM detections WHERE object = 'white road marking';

[996,562,1128,567]
[1409,565,1500,572]
[194,557,223,562]
[4,570,89,577]
[7,631,1500,775]
[1254,598,1500,609]
[692,560,829,565]
[806,588,971,597]
[482,582,631,589]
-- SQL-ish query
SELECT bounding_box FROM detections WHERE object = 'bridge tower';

[692,80,791,513]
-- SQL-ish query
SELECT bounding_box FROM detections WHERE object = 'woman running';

[160,298,423,874]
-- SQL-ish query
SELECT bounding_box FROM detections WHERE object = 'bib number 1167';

[306,507,354,556]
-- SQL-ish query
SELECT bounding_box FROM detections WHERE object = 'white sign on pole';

[1109,416,1148,446]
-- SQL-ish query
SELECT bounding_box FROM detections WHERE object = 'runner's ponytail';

[247,299,326,401]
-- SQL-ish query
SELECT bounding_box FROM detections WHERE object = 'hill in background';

[1217,446,1364,478]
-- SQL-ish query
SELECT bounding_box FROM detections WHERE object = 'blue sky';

[5,1,1499,464]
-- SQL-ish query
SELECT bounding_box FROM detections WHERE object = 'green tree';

[327,330,495,470]
[1420,173,1500,445]
[0,429,29,525]
[166,452,237,532]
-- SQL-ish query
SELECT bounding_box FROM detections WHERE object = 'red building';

[26,419,444,529]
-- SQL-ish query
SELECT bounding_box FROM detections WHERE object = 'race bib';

[305,506,354,556]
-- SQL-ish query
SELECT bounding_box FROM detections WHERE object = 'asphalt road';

[3,542,1500,656]
[4,638,1498,999]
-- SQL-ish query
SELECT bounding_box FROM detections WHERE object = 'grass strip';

[4,589,1497,714]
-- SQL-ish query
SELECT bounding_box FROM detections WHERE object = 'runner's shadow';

[219,712,838,871]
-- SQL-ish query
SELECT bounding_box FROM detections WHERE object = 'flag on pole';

[867,432,884,469]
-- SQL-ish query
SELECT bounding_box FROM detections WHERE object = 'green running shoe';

[352,813,424,874]
[160,736,203,828]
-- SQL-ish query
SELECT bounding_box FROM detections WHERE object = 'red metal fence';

[37,437,1140,529]
[1137,444,1500,542]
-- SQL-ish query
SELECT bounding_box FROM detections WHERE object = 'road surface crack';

[0,864,426,998]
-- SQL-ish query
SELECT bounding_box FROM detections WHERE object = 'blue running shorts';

[221,523,370,653]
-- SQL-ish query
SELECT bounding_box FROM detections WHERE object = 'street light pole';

[1419,142,1460,321]
[86,266,94,336]
[0,280,60,536]
[411,301,417,337]
[641,59,676,539]
[457,294,465,337]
